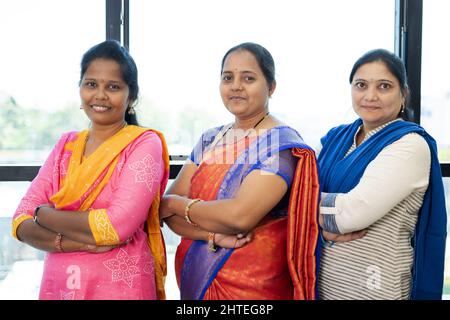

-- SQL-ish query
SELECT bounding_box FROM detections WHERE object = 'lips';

[361,105,380,110]
[230,96,246,101]
[90,104,111,112]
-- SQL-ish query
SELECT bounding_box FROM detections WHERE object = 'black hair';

[221,42,276,88]
[80,40,139,125]
[349,48,411,120]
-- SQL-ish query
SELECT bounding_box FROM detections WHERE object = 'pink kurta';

[13,131,164,300]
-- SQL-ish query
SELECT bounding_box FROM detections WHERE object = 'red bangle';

[55,233,64,252]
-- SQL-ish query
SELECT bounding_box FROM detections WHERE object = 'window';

[0,0,105,165]
[130,0,395,151]
[0,0,105,299]
[421,1,450,163]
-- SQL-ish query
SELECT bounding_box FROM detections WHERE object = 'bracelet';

[33,205,45,225]
[55,233,64,253]
[184,198,202,226]
[208,232,217,253]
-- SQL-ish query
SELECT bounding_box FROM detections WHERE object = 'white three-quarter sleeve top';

[318,119,431,300]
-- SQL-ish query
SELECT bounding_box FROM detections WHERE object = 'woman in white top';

[317,49,447,300]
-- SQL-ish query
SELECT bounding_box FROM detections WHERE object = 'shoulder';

[320,120,361,148]
[202,125,225,139]
[267,125,310,148]
[126,130,163,154]
[386,132,429,155]
[381,133,431,165]
[324,119,362,138]
[195,125,226,147]
[327,122,357,137]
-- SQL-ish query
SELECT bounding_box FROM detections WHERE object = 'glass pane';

[0,182,43,299]
[421,1,450,163]
[0,0,104,165]
[130,0,394,152]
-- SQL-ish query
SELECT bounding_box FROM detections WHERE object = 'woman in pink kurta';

[11,40,169,300]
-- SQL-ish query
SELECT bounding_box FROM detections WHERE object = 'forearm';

[16,219,88,252]
[35,207,96,245]
[163,215,209,241]
[168,196,250,234]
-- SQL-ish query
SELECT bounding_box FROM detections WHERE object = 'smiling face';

[351,61,405,131]
[80,58,130,127]
[220,50,275,120]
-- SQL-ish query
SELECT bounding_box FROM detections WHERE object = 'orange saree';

[175,126,320,299]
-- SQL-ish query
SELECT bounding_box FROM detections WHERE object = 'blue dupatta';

[318,118,447,300]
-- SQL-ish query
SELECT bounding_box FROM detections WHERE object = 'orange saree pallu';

[175,126,320,300]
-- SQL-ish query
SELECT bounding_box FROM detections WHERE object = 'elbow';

[337,214,375,234]
[228,221,251,234]
[227,206,255,234]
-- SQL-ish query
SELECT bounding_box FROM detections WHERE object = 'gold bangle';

[185,198,202,226]
[208,232,217,252]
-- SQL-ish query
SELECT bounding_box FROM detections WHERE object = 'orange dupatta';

[49,125,170,300]
[287,147,320,300]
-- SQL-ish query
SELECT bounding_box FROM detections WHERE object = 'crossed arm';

[319,134,430,242]
[14,132,164,253]
[161,159,289,247]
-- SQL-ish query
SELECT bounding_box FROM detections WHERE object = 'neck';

[362,118,399,135]
[234,110,269,130]
[89,121,127,143]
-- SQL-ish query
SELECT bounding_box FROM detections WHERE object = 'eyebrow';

[82,78,122,84]
[353,78,395,83]
[222,70,257,74]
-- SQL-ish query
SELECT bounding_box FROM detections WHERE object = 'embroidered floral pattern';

[103,248,140,288]
[129,154,159,192]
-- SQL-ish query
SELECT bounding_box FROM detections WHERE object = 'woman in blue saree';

[160,43,320,299]
[317,49,447,300]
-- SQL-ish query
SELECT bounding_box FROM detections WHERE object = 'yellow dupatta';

[50,125,170,300]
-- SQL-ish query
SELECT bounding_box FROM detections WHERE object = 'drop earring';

[127,106,136,115]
